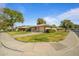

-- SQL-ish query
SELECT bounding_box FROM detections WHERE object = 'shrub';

[45,29,56,33]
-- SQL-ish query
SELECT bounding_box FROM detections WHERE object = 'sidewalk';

[0,31,79,56]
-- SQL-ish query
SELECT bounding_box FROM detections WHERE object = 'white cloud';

[44,16,59,25]
[44,8,79,26]
[57,8,79,24]
[58,8,79,18]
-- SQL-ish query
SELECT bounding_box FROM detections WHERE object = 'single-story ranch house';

[15,24,63,32]
[30,24,52,32]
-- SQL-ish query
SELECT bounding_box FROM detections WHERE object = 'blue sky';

[2,3,79,26]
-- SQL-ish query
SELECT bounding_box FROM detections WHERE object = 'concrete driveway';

[0,31,79,56]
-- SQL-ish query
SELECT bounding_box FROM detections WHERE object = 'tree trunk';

[11,24,14,31]
[65,29,66,32]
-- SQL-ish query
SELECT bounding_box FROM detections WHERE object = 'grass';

[16,31,69,42]
[8,31,31,36]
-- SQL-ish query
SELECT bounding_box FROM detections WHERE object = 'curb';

[0,41,23,52]
[71,31,79,41]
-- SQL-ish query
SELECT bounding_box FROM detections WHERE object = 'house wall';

[31,26,46,32]
[36,26,45,32]
[31,27,36,32]
[18,28,27,31]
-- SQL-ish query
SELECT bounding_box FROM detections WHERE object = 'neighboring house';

[30,24,52,32]
[57,27,64,31]
[16,26,30,31]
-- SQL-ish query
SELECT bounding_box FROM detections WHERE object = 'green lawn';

[8,31,31,36]
[16,31,69,42]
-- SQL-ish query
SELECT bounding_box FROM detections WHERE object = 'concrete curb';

[61,31,79,55]
[0,41,23,52]
[72,31,79,41]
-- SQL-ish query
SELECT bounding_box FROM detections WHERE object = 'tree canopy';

[0,8,24,31]
[52,24,57,28]
[60,19,74,31]
[37,18,46,25]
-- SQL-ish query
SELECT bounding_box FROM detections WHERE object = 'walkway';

[13,32,42,38]
[0,31,79,56]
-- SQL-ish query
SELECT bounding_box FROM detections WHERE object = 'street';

[72,30,79,37]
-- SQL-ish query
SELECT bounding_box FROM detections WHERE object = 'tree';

[0,14,7,30]
[74,24,79,29]
[3,8,24,31]
[37,18,46,25]
[60,19,74,31]
[52,24,57,28]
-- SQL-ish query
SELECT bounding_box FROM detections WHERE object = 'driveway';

[0,31,79,56]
